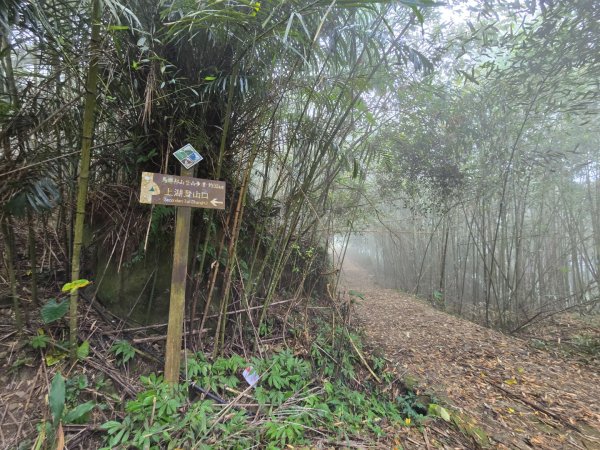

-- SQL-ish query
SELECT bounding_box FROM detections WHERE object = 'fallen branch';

[107,299,295,335]
[421,427,432,450]
[486,380,581,433]
[86,357,138,398]
[132,328,209,344]
[347,331,381,384]
[64,424,100,448]
[326,284,381,383]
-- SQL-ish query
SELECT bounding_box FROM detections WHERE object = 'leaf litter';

[342,257,600,449]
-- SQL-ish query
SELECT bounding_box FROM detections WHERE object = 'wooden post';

[164,167,193,384]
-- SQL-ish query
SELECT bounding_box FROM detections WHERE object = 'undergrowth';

[100,320,431,449]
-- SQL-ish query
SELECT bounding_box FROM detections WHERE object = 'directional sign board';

[173,144,203,169]
[140,172,225,209]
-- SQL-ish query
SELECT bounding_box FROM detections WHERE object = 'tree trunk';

[214,147,257,355]
[439,214,450,296]
[27,209,39,306]
[69,0,102,361]
[1,217,22,331]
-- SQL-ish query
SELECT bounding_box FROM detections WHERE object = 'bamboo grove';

[0,0,438,353]
[1,0,599,351]
[343,0,600,331]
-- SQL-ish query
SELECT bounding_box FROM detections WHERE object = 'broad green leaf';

[45,350,67,366]
[437,405,451,421]
[61,279,91,293]
[44,349,67,366]
[63,401,95,424]
[428,403,451,421]
[107,25,129,31]
[100,420,122,430]
[49,373,65,425]
[41,298,68,324]
[77,340,90,360]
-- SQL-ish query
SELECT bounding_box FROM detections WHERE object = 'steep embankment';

[342,258,600,449]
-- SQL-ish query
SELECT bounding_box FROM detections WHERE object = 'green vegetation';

[1,0,599,447]
[111,340,137,366]
[32,373,96,450]
[341,1,600,330]
[101,327,430,449]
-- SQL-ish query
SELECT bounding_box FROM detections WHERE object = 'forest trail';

[341,258,600,450]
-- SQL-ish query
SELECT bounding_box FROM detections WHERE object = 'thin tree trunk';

[69,0,102,361]
[439,214,450,296]
[27,209,39,306]
[585,169,600,285]
[214,147,258,355]
[193,63,239,344]
[1,216,22,331]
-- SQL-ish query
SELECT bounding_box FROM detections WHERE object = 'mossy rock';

[95,241,173,324]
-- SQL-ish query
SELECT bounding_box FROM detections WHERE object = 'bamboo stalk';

[27,209,39,306]
[1,217,22,331]
[214,146,258,355]
[69,0,102,361]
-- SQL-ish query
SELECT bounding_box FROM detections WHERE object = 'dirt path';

[342,258,600,449]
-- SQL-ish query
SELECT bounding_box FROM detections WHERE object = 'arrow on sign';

[210,198,223,207]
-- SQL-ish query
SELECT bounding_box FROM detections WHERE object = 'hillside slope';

[343,259,600,449]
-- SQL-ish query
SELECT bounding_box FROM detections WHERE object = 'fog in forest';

[341,184,600,331]
[1,0,599,448]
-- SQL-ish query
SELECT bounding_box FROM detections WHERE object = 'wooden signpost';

[140,172,225,209]
[140,145,225,384]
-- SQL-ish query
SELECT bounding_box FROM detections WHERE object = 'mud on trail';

[342,258,600,450]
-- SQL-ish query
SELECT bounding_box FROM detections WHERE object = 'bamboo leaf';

[49,373,65,425]
[77,340,90,360]
[61,279,91,293]
[283,12,295,43]
[63,401,95,424]
[428,403,451,421]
